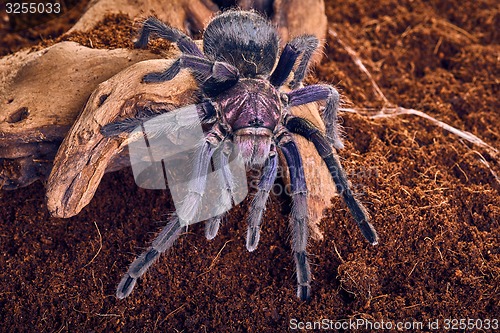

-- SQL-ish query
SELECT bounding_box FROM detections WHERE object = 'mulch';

[1,0,498,331]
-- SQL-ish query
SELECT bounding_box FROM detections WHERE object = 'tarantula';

[102,10,378,301]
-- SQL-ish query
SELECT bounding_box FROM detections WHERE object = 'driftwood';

[0,42,162,188]
[46,59,196,218]
[1,0,333,239]
[46,60,333,240]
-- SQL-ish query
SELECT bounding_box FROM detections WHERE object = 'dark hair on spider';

[203,10,279,78]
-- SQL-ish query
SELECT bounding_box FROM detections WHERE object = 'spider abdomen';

[203,10,279,77]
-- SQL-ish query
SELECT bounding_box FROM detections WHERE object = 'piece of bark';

[0,41,163,188]
[273,0,327,58]
[46,59,197,218]
[1,0,328,175]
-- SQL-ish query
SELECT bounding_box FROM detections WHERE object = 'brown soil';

[1,0,499,332]
[0,0,87,56]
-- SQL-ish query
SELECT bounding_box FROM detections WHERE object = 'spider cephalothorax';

[102,10,378,302]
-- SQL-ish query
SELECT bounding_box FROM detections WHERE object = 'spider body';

[102,10,378,302]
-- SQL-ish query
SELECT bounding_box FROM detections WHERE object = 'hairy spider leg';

[135,16,203,57]
[141,53,240,87]
[246,151,278,251]
[204,142,237,240]
[288,36,319,88]
[175,139,217,223]
[205,216,222,240]
[287,84,343,149]
[278,135,311,301]
[116,132,221,299]
[135,17,203,83]
[100,101,216,138]
[285,116,379,245]
[141,58,183,83]
[269,35,319,88]
[135,17,241,90]
[116,217,183,299]
[269,44,300,87]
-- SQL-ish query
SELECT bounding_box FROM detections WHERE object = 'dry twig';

[328,28,499,185]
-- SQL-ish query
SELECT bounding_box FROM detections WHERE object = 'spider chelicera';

[102,10,378,301]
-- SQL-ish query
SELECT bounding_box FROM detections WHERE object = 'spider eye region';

[248,117,265,127]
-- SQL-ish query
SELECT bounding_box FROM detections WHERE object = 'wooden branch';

[0,41,163,188]
[45,60,335,242]
[2,0,331,239]
[46,59,196,218]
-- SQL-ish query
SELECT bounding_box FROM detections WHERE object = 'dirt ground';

[1,0,498,332]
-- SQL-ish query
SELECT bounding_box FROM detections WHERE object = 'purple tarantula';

[102,10,378,301]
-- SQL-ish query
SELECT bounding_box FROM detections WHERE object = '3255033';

[5,2,61,14]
